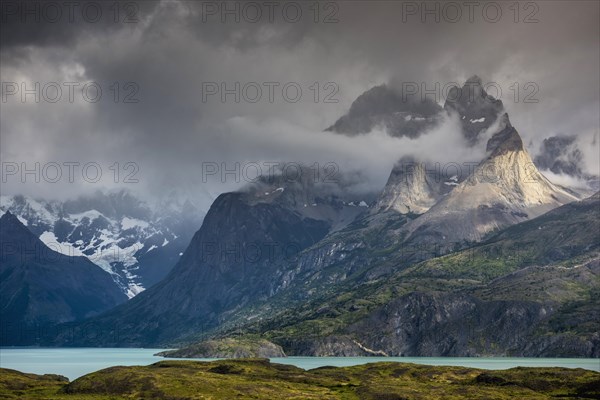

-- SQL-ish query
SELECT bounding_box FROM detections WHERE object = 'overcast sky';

[1,0,598,211]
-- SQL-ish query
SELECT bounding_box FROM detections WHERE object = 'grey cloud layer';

[1,0,598,208]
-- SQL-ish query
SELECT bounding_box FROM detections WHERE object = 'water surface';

[1,348,598,381]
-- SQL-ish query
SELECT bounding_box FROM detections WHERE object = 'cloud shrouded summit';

[1,0,598,211]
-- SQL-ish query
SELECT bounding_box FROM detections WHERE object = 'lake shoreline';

[1,348,598,382]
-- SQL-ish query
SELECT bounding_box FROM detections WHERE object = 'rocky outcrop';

[347,292,554,357]
[158,338,286,358]
[521,333,600,358]
[534,135,585,177]
[278,335,373,357]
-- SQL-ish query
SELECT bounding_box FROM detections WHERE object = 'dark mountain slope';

[0,212,126,345]
[48,174,369,346]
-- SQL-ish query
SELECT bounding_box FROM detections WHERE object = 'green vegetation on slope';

[1,359,599,399]
[157,338,285,358]
[195,195,600,356]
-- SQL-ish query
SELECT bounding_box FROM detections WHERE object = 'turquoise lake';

[1,348,598,380]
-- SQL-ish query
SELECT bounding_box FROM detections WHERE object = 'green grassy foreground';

[1,359,599,399]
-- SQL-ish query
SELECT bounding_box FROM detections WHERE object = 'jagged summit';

[402,116,579,244]
[444,76,505,145]
[485,113,524,155]
[466,74,483,84]
[533,135,599,192]
[341,75,513,217]
[372,157,454,215]
[534,135,583,176]
[1,209,15,220]
[360,76,581,244]
[371,79,511,217]
[326,75,508,149]
[372,76,530,221]
[326,84,442,137]
[0,210,32,242]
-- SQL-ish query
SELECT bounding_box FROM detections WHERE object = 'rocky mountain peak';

[403,118,579,245]
[0,210,30,239]
[326,84,442,138]
[445,75,488,105]
[444,76,505,145]
[373,157,453,215]
[1,209,14,219]
[466,74,483,84]
[485,113,524,156]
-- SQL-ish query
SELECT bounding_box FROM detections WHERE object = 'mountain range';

[0,190,203,298]
[2,76,598,357]
[0,211,127,344]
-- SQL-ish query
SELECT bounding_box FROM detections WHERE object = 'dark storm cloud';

[0,0,160,50]
[534,135,584,176]
[1,0,598,209]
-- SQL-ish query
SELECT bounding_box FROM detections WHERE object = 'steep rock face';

[166,191,331,314]
[372,158,457,214]
[443,75,505,145]
[326,84,441,137]
[51,175,371,346]
[287,78,566,286]
[370,76,506,217]
[345,258,600,358]
[274,255,600,358]
[346,292,552,357]
[347,292,599,358]
[0,212,126,344]
[240,174,369,233]
[403,114,579,245]
[256,77,553,298]
[278,335,373,357]
[268,209,413,304]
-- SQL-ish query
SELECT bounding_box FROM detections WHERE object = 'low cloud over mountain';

[1,1,598,211]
